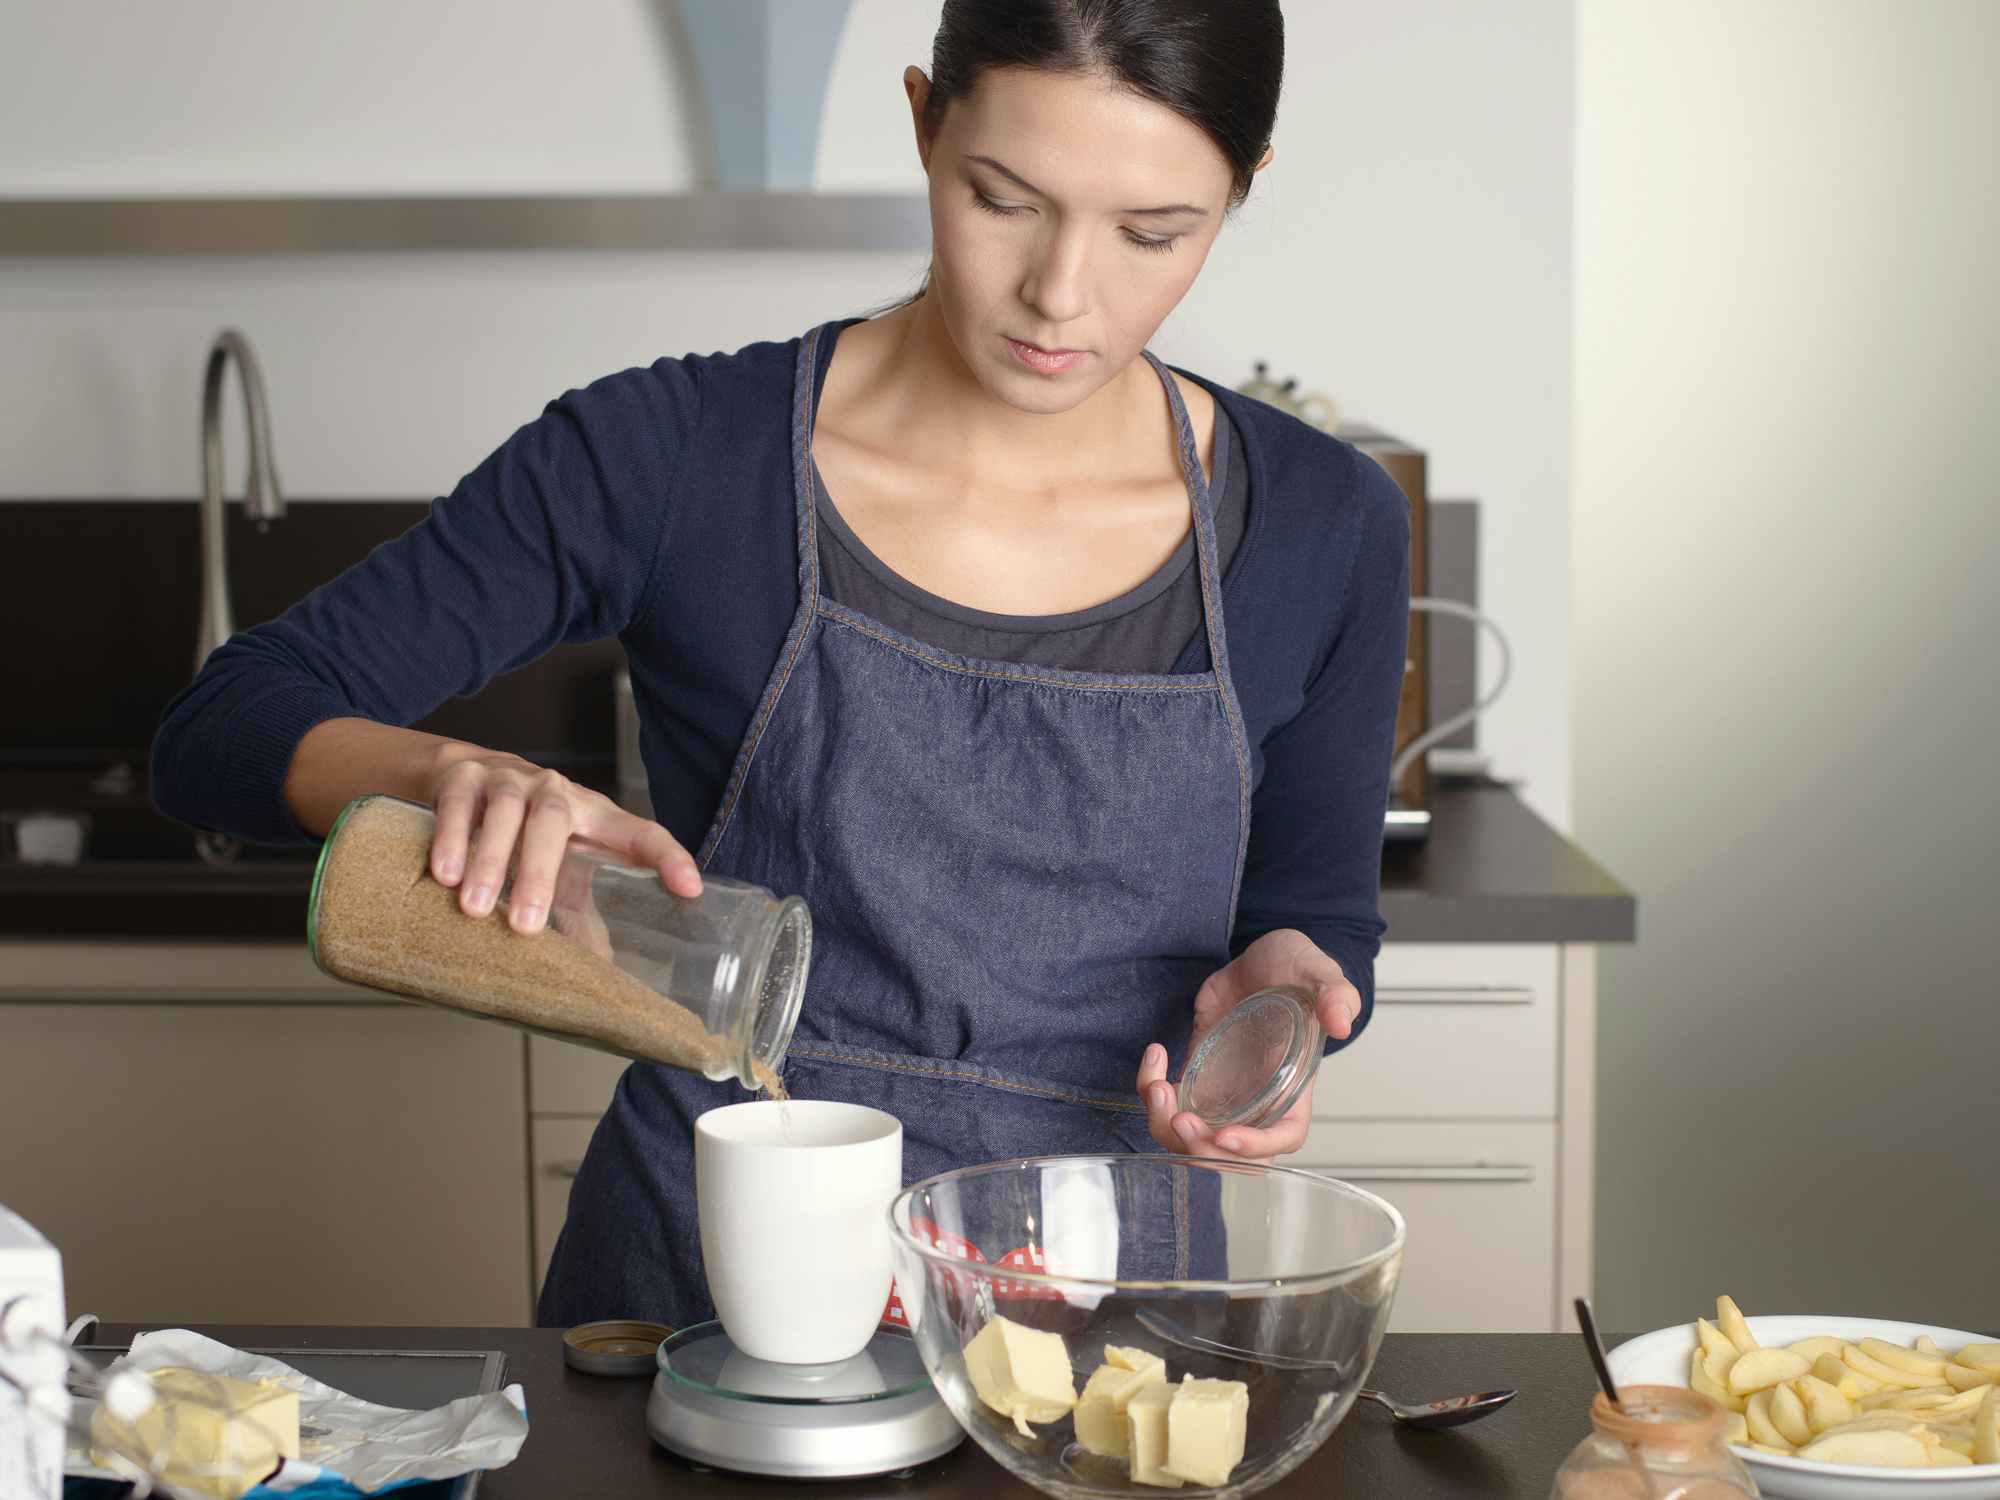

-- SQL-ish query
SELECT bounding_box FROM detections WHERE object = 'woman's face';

[908,66,1238,415]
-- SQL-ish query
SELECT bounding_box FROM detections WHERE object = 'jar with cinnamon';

[1551,1385,1759,1499]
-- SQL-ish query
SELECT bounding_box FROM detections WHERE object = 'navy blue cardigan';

[152,329,1410,1044]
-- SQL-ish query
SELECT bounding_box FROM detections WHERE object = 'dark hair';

[924,0,1285,209]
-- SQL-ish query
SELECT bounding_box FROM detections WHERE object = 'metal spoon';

[1357,1385,1520,1429]
[1131,1309,1517,1430]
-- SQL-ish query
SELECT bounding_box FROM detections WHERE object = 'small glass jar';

[1551,1386,1759,1500]
[1176,984,1324,1130]
[307,794,807,1092]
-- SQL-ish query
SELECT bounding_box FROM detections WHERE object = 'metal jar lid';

[564,1319,675,1376]
[1176,984,1324,1130]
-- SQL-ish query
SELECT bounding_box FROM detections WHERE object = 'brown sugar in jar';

[308,795,803,1096]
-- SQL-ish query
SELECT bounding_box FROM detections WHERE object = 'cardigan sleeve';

[1230,459,1411,1052]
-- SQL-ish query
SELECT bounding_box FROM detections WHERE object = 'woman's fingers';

[423,754,702,929]
[1318,979,1362,1041]
[460,783,526,918]
[429,768,481,887]
[580,805,701,898]
[1207,1113,1307,1163]
[1137,1043,1184,1152]
[508,786,576,933]
[1139,1047,1252,1160]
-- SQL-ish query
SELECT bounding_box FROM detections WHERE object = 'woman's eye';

[971,188,1176,254]
[971,191,1029,218]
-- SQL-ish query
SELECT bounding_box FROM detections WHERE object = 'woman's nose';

[1020,224,1093,327]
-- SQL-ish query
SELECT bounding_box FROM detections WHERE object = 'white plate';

[1606,1316,2000,1499]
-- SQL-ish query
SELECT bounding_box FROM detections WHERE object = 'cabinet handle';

[546,1160,582,1181]
[1299,1164,1535,1184]
[1375,988,1535,1005]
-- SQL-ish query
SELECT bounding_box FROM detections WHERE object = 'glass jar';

[1176,984,1324,1130]
[307,794,808,1093]
[1552,1386,1759,1499]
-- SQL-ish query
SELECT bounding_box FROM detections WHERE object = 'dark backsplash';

[1,500,621,771]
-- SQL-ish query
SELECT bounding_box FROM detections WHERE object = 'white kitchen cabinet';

[528,1034,630,1116]
[1317,944,1560,1120]
[0,970,532,1326]
[1287,1120,1558,1333]
[1311,942,1597,1333]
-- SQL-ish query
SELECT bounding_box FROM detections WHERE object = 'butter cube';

[1164,1377,1251,1487]
[1074,1353,1169,1458]
[962,1317,1078,1437]
[1105,1344,1169,1382]
[1127,1381,1184,1487]
[91,1367,300,1500]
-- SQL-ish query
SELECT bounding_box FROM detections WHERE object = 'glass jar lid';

[1176,984,1324,1130]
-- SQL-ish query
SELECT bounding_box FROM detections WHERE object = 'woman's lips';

[1005,337,1088,375]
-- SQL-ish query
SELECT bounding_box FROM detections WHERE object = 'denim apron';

[537,323,1252,1327]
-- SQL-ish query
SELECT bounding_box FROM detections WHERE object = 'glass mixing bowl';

[888,1155,1406,1499]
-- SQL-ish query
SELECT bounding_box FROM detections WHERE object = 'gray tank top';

[814,403,1249,673]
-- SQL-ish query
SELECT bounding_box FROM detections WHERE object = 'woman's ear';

[1254,145,1275,174]
[904,66,935,171]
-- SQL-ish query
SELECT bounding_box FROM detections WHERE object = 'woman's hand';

[426,747,701,934]
[1136,929,1361,1164]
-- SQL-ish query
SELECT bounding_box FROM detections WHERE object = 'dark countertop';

[91,1323,1618,1498]
[1381,781,1634,943]
[4,780,1633,945]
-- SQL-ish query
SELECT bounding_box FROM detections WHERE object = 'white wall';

[1576,0,2000,1331]
[0,0,1575,827]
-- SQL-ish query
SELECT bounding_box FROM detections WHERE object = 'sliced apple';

[1928,1447,1974,1467]
[1916,1421,1974,1442]
[1721,1410,1749,1446]
[1729,1347,1810,1395]
[1769,1381,1814,1447]
[1975,1385,1999,1466]
[1953,1343,2000,1375]
[1716,1295,1759,1355]
[1843,1343,1938,1389]
[1690,1349,1747,1413]
[1745,1391,1792,1450]
[1860,1385,1955,1411]
[1914,1387,1992,1421]
[1813,1413,1929,1439]
[1795,1374,1854,1434]
[1696,1317,1738,1365]
[1944,1362,2000,1392]
[1861,1338,1948,1379]
[1797,1429,1930,1466]
[1813,1352,1878,1399]
[1785,1335,1846,1363]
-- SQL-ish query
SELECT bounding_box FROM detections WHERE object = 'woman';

[153,0,1410,1329]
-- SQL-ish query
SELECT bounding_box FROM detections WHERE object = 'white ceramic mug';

[695,1099,903,1364]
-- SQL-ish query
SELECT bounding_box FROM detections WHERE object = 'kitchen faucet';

[196,328,284,673]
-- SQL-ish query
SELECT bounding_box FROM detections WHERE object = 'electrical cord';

[1391,597,1514,793]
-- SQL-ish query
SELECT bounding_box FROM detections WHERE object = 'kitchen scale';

[645,1322,964,1479]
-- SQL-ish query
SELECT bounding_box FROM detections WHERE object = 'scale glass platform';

[647,1321,963,1479]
